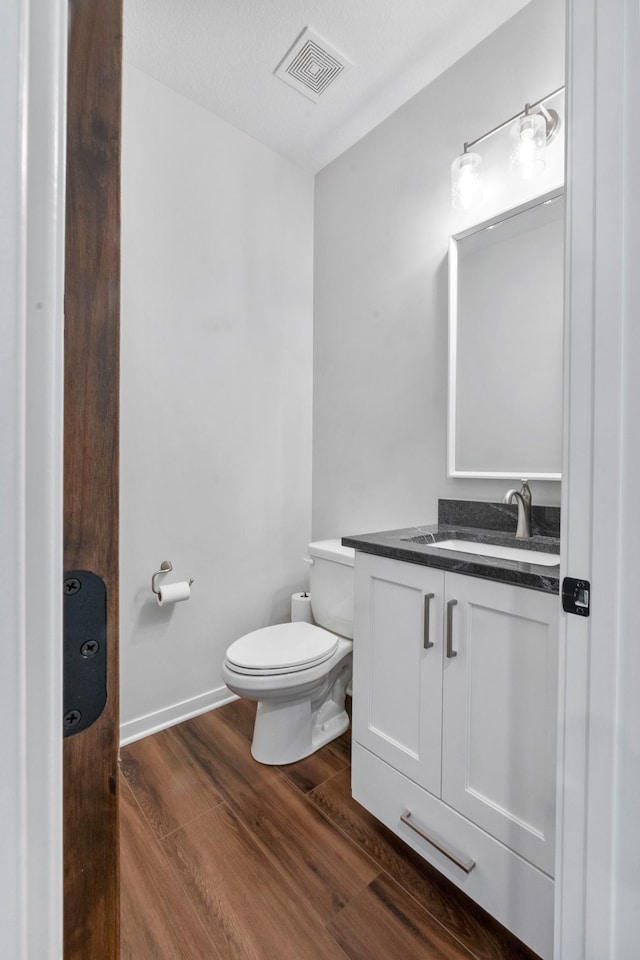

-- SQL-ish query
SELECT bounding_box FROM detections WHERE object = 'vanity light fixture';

[510,108,547,179]
[451,85,564,208]
[451,151,483,210]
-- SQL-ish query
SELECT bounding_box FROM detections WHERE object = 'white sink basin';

[429,540,560,566]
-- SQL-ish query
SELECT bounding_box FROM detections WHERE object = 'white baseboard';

[119,685,238,747]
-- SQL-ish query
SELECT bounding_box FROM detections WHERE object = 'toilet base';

[223,638,353,765]
[251,696,349,765]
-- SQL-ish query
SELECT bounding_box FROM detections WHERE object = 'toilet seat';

[225,622,339,676]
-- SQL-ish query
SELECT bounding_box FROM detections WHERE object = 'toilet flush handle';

[303,556,315,566]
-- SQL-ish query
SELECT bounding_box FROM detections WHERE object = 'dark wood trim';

[63,1,122,957]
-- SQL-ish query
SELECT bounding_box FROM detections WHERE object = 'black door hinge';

[63,570,107,736]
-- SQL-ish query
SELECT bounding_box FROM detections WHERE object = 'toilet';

[222,539,355,765]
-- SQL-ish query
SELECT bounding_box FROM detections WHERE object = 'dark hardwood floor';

[120,698,540,960]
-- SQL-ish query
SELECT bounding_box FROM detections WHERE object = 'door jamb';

[556,0,635,956]
[1,0,67,957]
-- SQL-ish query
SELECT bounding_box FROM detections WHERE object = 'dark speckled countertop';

[342,499,561,595]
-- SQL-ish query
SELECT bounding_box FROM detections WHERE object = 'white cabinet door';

[352,553,445,796]
[441,573,559,875]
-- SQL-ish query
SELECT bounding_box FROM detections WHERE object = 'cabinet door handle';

[446,598,458,658]
[423,593,435,649]
[401,810,476,873]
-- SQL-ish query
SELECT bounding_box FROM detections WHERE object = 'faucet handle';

[519,479,532,503]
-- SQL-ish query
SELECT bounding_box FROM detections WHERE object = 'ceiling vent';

[274,27,351,103]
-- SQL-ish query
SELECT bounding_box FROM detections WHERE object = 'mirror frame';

[447,187,564,480]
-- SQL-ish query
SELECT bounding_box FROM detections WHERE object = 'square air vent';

[274,27,351,103]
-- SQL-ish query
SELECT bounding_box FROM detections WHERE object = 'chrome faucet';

[503,479,532,539]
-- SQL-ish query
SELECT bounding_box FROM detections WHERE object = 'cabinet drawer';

[352,741,554,960]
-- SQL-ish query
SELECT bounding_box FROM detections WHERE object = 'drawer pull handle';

[400,810,476,873]
[446,598,458,658]
[423,593,435,649]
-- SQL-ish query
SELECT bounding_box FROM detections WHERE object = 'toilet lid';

[226,622,339,675]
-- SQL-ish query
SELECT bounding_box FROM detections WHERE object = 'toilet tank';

[306,539,355,639]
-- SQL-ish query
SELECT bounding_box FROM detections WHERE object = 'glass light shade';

[510,112,546,179]
[451,152,483,210]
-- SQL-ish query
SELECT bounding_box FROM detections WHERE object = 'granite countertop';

[342,499,561,595]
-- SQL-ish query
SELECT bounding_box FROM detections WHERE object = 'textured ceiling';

[124,0,532,173]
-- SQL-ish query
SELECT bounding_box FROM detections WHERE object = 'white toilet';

[222,539,355,765]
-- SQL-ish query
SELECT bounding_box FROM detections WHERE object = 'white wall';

[120,64,314,740]
[312,0,565,540]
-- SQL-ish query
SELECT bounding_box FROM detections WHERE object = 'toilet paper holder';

[151,560,194,597]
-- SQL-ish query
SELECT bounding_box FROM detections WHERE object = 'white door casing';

[557,0,640,956]
[0,0,67,958]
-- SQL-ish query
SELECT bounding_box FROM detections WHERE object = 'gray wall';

[312,0,565,540]
[120,65,314,740]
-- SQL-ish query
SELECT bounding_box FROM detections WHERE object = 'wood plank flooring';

[120,698,541,960]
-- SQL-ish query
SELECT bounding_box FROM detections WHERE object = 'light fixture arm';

[461,84,564,154]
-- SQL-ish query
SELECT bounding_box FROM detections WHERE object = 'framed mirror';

[447,188,564,479]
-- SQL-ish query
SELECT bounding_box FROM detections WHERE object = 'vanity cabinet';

[351,552,558,959]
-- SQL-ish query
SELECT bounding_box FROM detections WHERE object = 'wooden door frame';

[3,0,638,957]
[63,0,122,957]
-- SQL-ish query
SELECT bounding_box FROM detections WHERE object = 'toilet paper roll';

[157,581,191,607]
[291,592,314,623]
